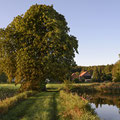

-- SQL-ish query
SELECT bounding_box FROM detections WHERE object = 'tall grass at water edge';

[59,90,99,120]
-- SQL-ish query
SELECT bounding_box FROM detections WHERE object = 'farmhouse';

[79,71,91,82]
[71,71,92,82]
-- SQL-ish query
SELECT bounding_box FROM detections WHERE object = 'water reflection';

[83,93,120,120]
[87,93,120,108]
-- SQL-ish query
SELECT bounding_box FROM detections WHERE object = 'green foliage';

[92,67,100,82]
[0,4,78,91]
[73,78,80,83]
[63,80,73,92]
[72,64,113,82]
[0,72,7,83]
[112,60,120,82]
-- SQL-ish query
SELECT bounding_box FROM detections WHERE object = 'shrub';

[73,78,80,83]
[0,72,8,83]
[63,80,73,92]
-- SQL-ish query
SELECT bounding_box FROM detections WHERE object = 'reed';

[59,90,99,120]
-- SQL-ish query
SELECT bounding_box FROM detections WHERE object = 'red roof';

[79,71,88,77]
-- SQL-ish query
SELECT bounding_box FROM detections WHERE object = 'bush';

[73,78,80,83]
[0,72,8,83]
[63,80,73,92]
[112,60,120,82]
[113,73,120,82]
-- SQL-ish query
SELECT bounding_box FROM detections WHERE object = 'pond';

[85,93,120,120]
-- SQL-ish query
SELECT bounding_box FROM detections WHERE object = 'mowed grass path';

[0,92,60,120]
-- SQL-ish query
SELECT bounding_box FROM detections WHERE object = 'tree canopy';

[112,60,120,82]
[0,4,78,91]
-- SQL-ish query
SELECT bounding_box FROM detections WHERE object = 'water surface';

[91,103,120,120]
[83,93,120,120]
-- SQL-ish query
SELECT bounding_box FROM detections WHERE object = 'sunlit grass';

[0,83,101,120]
[46,83,93,91]
[59,90,99,120]
[0,84,20,89]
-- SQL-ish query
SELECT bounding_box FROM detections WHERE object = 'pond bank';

[59,90,99,120]
[71,82,120,94]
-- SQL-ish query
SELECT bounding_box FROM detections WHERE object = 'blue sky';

[0,0,120,66]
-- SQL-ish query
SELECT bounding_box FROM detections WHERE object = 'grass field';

[0,83,92,91]
[0,83,99,120]
[46,83,93,91]
[0,83,94,101]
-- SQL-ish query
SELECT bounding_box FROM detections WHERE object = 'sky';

[0,0,120,66]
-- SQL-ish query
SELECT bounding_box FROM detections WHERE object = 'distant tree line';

[1,59,120,83]
[72,61,120,82]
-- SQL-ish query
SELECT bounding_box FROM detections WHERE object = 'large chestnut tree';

[0,4,78,91]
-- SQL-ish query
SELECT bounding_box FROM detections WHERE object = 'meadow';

[1,82,120,119]
[0,83,99,120]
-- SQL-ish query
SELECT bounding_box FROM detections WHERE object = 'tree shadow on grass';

[0,92,59,120]
[0,92,45,120]
[46,92,59,120]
